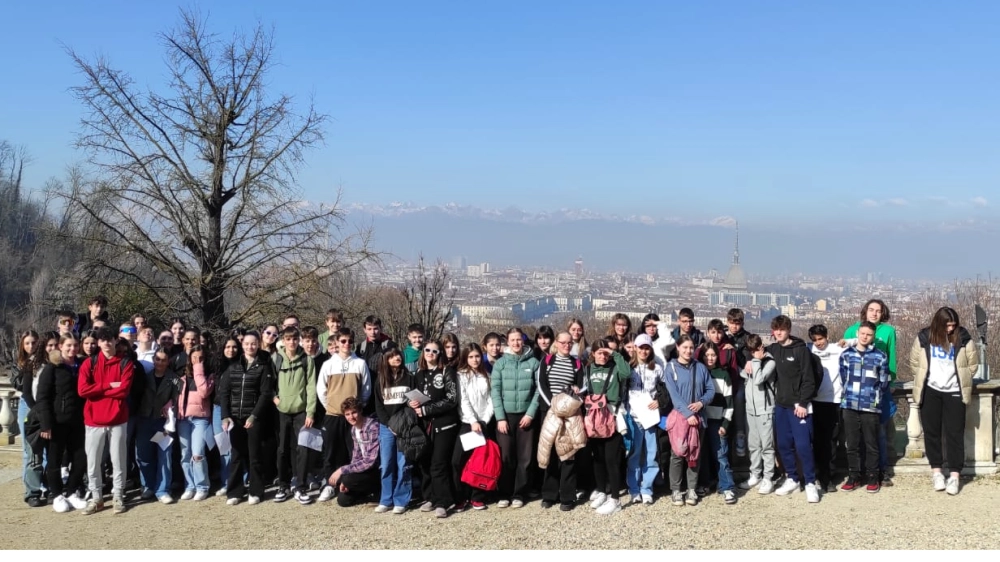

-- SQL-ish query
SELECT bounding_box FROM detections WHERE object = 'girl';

[212,336,242,496]
[452,343,495,511]
[80,330,99,361]
[410,340,459,518]
[664,335,715,507]
[170,328,200,373]
[607,314,634,361]
[909,307,978,496]
[177,346,214,501]
[696,342,736,504]
[16,330,46,507]
[533,326,555,362]
[490,327,541,509]
[219,331,275,505]
[585,339,629,515]
[373,348,414,514]
[36,335,88,512]
[626,334,662,505]
[567,317,589,363]
[441,333,461,370]
[169,318,187,353]
[261,323,280,358]
[640,314,660,341]
[135,348,179,503]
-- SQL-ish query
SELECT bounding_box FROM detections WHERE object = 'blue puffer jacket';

[490,349,541,420]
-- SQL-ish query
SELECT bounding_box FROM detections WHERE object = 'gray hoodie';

[741,353,776,416]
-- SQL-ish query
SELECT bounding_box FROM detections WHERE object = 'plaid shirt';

[341,416,380,474]
[839,346,889,414]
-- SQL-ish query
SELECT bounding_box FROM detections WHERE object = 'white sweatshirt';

[458,370,494,424]
[809,342,846,404]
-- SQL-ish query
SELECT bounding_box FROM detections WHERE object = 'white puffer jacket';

[459,370,494,424]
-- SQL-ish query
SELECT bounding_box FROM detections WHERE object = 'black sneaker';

[540,500,554,509]
[26,495,46,508]
[559,502,575,512]
[273,488,290,503]
[881,475,894,487]
[825,481,838,494]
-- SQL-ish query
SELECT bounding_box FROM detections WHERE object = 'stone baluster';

[905,395,925,459]
[0,390,15,445]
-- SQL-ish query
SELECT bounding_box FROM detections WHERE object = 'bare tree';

[404,255,456,341]
[54,10,374,330]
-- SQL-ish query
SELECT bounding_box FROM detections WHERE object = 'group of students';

[13,296,979,518]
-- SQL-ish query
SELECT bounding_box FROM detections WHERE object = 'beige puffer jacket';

[537,391,587,468]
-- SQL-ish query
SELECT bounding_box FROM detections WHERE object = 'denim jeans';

[19,399,44,499]
[378,424,412,507]
[136,417,172,498]
[701,419,735,493]
[626,425,659,496]
[179,417,212,493]
[212,405,233,487]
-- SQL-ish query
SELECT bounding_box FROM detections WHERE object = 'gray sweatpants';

[668,425,703,493]
[85,423,128,500]
[747,413,775,480]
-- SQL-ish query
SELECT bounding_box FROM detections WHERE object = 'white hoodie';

[809,342,846,404]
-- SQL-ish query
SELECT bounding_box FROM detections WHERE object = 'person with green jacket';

[490,327,540,508]
[273,326,318,505]
[585,338,630,515]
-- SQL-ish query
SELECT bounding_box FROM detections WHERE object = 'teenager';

[441,332,461,370]
[625,334,662,505]
[169,328,200,375]
[585,339,629,515]
[169,318,187,352]
[318,308,344,352]
[532,326,554,363]
[272,326,317,505]
[212,337,241,496]
[909,307,979,496]
[261,323,280,367]
[567,318,590,363]
[536,331,587,511]
[373,348,414,514]
[697,342,736,505]
[452,343,496,510]
[78,327,135,515]
[670,309,706,356]
[135,327,156,373]
[405,323,425,374]
[838,322,890,493]
[481,331,504,372]
[328,397,381,507]
[740,335,776,494]
[665,335,715,507]
[606,314,634,361]
[15,330,46,507]
[219,331,275,505]
[135,348,180,503]
[177,346,214,501]
[490,327,541,509]
[317,327,371,502]
[355,316,397,376]
[36,335,88,513]
[411,339,460,518]
[808,324,847,493]
[76,295,109,335]
[767,315,820,503]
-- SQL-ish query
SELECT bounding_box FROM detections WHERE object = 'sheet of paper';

[404,389,431,404]
[151,431,174,451]
[629,391,661,429]
[460,431,486,451]
[214,430,231,456]
[297,427,324,452]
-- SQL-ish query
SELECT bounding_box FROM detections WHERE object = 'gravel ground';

[2,451,999,550]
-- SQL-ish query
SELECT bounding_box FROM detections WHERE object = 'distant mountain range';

[345,202,999,280]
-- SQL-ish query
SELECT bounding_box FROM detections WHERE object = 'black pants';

[321,414,353,480]
[420,425,458,508]
[277,411,310,491]
[921,387,966,473]
[812,401,841,486]
[259,405,279,484]
[336,468,380,507]
[541,449,577,505]
[46,422,87,497]
[452,421,497,504]
[843,409,879,480]
[589,433,623,499]
[227,419,264,499]
[496,413,536,500]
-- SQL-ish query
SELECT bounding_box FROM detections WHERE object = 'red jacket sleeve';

[103,359,134,399]
[77,357,104,399]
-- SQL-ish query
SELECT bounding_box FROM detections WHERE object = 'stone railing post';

[905,395,925,459]
[0,390,15,445]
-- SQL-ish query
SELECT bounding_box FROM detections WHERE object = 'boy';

[318,309,344,351]
[726,308,754,458]
[77,295,110,334]
[316,328,371,502]
[482,332,504,373]
[355,315,397,375]
[119,323,136,344]
[301,326,330,374]
[808,324,847,493]
[698,319,746,459]
[404,323,425,374]
[766,315,819,503]
[740,335,776,494]
[838,322,889,493]
[272,326,318,505]
[300,325,329,490]
[328,397,380,507]
[56,310,77,338]
[669,308,705,358]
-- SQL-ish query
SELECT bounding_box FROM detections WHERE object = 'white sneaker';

[158,495,175,505]
[630,494,642,504]
[392,506,406,514]
[192,491,209,502]
[588,490,599,501]
[215,487,228,497]
[740,475,761,490]
[180,490,195,501]
[946,476,960,496]
[318,486,335,502]
[589,492,608,509]
[374,504,391,513]
[641,494,654,505]
[758,479,774,495]
[511,498,524,508]
[775,479,800,496]
[226,497,239,506]
[596,497,622,515]
[805,483,820,503]
[53,495,71,513]
[248,495,261,505]
[497,499,510,508]
[932,472,946,492]
[67,493,88,511]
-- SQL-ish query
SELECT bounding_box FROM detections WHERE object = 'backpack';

[461,439,501,491]
[583,367,618,439]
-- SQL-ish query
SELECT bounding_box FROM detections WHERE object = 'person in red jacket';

[78,328,135,515]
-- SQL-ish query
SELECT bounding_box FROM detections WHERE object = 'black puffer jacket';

[387,406,428,463]
[219,355,275,421]
[34,360,85,431]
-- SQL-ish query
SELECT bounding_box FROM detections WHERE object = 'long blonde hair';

[567,317,588,358]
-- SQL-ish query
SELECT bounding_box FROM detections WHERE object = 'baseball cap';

[634,334,653,348]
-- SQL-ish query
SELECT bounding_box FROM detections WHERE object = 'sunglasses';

[338,339,352,344]
[121,327,136,334]
[264,331,277,337]
[424,348,440,354]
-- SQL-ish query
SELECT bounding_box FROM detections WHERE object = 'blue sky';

[2,1,998,226]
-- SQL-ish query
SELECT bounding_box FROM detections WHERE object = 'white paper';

[404,389,431,405]
[629,391,661,429]
[163,407,177,434]
[459,431,486,451]
[214,430,231,456]
[297,427,324,452]
[151,431,174,451]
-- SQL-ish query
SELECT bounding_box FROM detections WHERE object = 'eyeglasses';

[424,349,440,355]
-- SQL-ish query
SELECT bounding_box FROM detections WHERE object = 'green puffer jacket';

[490,349,541,420]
